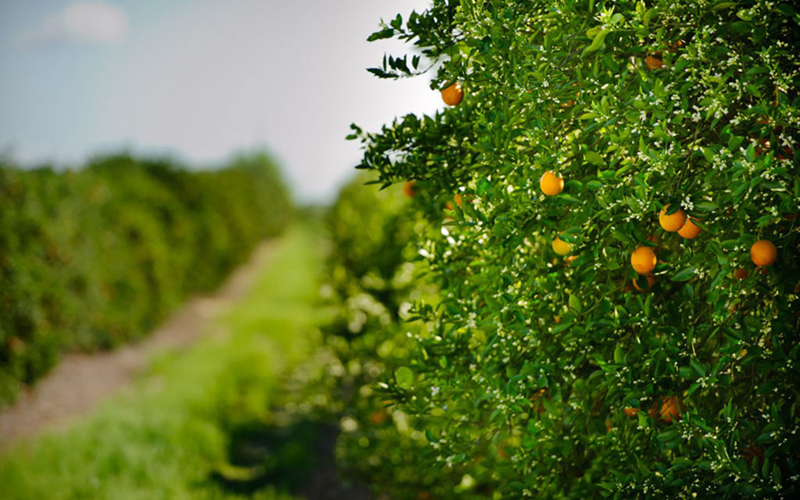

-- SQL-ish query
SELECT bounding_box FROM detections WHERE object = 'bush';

[333,1,800,498]
[0,151,292,404]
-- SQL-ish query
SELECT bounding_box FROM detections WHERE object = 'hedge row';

[320,1,799,499]
[0,152,292,404]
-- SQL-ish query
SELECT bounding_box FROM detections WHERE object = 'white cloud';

[22,1,129,47]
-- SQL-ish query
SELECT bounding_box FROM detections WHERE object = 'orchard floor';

[0,225,370,500]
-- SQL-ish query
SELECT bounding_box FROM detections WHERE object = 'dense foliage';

[0,152,292,404]
[318,173,472,498]
[330,0,800,498]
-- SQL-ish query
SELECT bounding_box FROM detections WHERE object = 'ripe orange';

[659,205,687,232]
[631,246,657,274]
[441,83,464,106]
[750,239,777,266]
[552,237,572,256]
[8,336,24,353]
[733,268,749,280]
[754,139,771,158]
[742,443,765,466]
[403,180,419,198]
[445,193,471,211]
[667,40,684,53]
[530,389,547,414]
[370,409,389,425]
[646,55,663,70]
[659,396,683,423]
[632,275,656,292]
[540,170,564,196]
[623,407,639,417]
[677,217,701,239]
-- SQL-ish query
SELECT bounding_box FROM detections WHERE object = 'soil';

[0,242,274,451]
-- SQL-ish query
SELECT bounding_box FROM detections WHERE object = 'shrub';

[336,1,800,498]
[0,152,292,404]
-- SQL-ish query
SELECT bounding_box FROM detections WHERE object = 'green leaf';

[614,345,625,364]
[643,8,655,26]
[712,2,738,11]
[585,151,605,166]
[395,367,414,389]
[569,295,582,312]
[690,359,707,377]
[367,27,395,42]
[673,268,696,282]
[583,29,609,54]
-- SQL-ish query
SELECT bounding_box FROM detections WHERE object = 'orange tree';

[345,0,800,498]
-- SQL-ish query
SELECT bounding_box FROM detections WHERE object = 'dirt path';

[0,242,274,450]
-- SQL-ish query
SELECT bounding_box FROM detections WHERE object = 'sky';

[0,0,443,202]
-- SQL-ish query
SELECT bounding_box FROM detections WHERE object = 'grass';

[0,224,324,500]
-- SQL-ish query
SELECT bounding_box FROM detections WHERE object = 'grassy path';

[0,225,323,500]
[0,242,275,445]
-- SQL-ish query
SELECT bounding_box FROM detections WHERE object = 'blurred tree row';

[0,152,292,405]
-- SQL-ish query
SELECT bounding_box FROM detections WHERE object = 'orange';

[631,246,657,274]
[441,83,464,106]
[7,336,24,353]
[445,193,470,211]
[750,239,777,266]
[646,55,663,70]
[754,139,771,158]
[540,171,564,196]
[403,180,419,198]
[369,409,389,425]
[667,40,684,53]
[677,217,701,239]
[743,444,765,466]
[623,407,639,417]
[454,193,473,208]
[733,268,749,280]
[530,389,547,414]
[659,396,683,423]
[552,237,572,256]
[632,275,656,292]
[659,205,686,232]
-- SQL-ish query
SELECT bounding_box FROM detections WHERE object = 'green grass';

[0,224,323,500]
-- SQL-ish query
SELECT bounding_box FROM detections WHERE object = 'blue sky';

[0,0,442,201]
